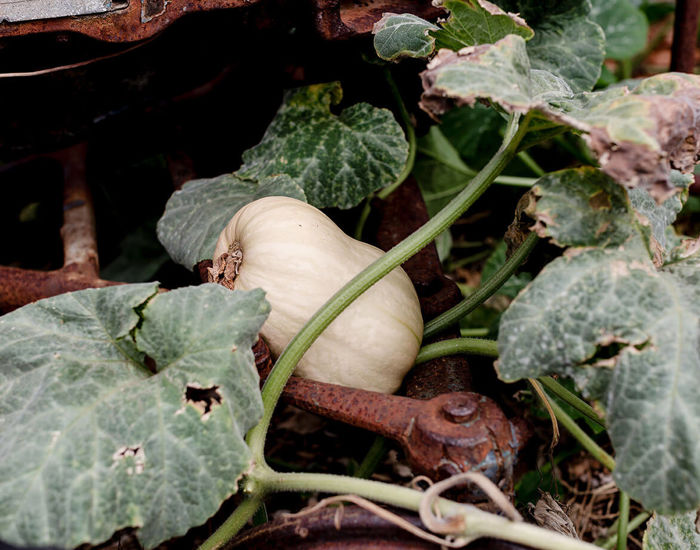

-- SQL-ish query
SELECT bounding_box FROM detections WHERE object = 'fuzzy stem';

[545,394,616,471]
[415,337,498,364]
[616,492,630,550]
[198,492,265,550]
[424,232,538,338]
[601,511,650,549]
[251,467,601,550]
[538,376,605,429]
[247,113,532,462]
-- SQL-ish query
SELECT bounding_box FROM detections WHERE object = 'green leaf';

[0,284,269,549]
[495,0,605,92]
[590,0,648,60]
[372,13,439,61]
[497,243,700,512]
[237,82,409,209]
[644,511,700,549]
[439,103,505,169]
[101,220,170,282]
[420,37,700,201]
[157,174,305,270]
[530,167,639,248]
[431,0,533,51]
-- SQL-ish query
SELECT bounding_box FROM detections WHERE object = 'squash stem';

[415,337,498,364]
[616,491,630,550]
[246,467,602,550]
[247,112,532,463]
[538,376,606,429]
[544,392,616,472]
[424,232,539,338]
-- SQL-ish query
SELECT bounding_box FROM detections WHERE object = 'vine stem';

[424,231,539,338]
[246,112,532,462]
[616,491,630,550]
[415,337,498,364]
[198,491,265,550]
[244,467,601,550]
[538,376,605,429]
[544,393,615,472]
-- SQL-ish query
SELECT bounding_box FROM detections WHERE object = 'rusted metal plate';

[0,0,258,41]
[0,0,121,23]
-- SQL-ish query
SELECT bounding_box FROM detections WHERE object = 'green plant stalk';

[616,492,630,550]
[460,327,489,337]
[447,248,492,270]
[249,467,601,550]
[415,337,498,364]
[418,138,536,187]
[600,511,650,550]
[198,492,265,550]
[545,394,616,472]
[424,232,539,338]
[355,435,389,479]
[247,112,532,463]
[517,148,545,176]
[538,376,605,429]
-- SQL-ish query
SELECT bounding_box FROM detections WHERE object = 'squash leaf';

[237,82,408,209]
[420,35,700,202]
[644,511,700,549]
[156,174,305,270]
[529,167,640,249]
[497,242,700,513]
[0,284,268,549]
[372,13,439,61]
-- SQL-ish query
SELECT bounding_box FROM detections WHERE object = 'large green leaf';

[236,82,408,209]
[497,243,700,512]
[420,35,700,201]
[156,174,305,270]
[644,511,700,549]
[0,284,269,549]
[590,0,648,60]
[495,0,605,92]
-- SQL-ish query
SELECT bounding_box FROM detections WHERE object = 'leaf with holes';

[420,36,700,201]
[644,511,700,549]
[0,283,269,549]
[497,242,700,512]
[156,173,305,270]
[236,82,408,209]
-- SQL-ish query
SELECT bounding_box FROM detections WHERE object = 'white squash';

[209,196,423,394]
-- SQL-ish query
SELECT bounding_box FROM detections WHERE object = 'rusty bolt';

[442,395,479,424]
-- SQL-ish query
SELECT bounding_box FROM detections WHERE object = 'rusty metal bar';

[0,144,119,313]
[0,0,259,42]
[671,0,700,72]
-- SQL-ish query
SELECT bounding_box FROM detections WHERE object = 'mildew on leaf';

[421,36,700,201]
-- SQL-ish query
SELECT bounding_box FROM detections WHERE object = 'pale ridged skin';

[213,196,423,394]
